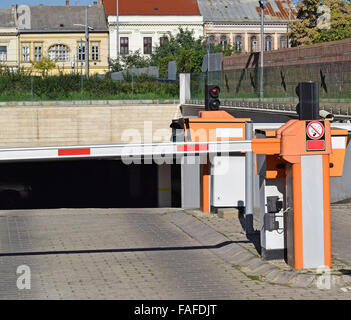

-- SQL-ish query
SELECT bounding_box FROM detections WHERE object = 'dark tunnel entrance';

[0,160,181,209]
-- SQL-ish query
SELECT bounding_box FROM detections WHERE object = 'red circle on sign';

[306,121,324,140]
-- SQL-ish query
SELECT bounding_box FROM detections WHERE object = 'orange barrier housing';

[184,111,251,213]
[253,119,348,269]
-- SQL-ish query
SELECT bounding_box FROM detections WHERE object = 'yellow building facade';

[17,4,109,76]
[19,32,109,75]
[0,8,19,70]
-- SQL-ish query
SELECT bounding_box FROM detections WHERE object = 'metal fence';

[190,61,351,102]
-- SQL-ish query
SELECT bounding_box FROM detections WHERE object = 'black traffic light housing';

[170,118,185,142]
[205,84,221,111]
[295,82,319,120]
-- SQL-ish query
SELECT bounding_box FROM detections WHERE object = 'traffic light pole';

[85,7,89,79]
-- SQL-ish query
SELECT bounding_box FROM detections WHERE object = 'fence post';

[179,73,191,105]
[31,76,33,100]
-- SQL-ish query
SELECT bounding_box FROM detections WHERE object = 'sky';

[0,0,94,8]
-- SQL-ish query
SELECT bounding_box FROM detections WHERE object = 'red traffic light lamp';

[205,85,221,111]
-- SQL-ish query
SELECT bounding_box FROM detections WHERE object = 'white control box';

[211,155,246,207]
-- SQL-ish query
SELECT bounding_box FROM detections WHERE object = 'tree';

[151,27,237,74]
[289,0,351,46]
[109,50,152,72]
[31,57,57,77]
[176,48,204,73]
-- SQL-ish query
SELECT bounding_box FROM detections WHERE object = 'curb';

[0,99,180,107]
[168,210,351,289]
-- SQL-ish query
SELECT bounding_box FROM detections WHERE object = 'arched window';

[235,35,242,53]
[48,44,69,61]
[220,35,227,48]
[280,36,288,49]
[251,36,258,52]
[265,35,272,51]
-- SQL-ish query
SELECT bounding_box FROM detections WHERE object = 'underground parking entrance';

[0,159,181,210]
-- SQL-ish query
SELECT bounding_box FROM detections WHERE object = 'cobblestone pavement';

[0,208,350,300]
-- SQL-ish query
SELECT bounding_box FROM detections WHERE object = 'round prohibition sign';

[306,121,325,140]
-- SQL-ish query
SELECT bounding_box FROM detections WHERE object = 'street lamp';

[74,7,94,79]
[259,0,265,101]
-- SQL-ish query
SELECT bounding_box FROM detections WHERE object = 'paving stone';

[342,275,351,285]
[264,269,282,282]
[0,208,349,299]
[290,273,316,288]
[250,263,278,276]
[218,208,239,219]
[273,271,298,285]
[245,259,267,273]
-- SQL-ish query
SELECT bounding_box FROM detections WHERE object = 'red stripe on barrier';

[58,148,91,156]
[177,144,208,152]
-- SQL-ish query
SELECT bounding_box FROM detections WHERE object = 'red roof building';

[104,0,201,16]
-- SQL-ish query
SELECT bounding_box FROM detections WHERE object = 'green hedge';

[0,73,179,101]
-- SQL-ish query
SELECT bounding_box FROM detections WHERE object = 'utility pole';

[288,6,291,48]
[85,7,89,79]
[116,0,119,63]
[259,0,265,101]
[74,8,94,79]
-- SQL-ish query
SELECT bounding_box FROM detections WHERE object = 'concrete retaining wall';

[0,104,181,147]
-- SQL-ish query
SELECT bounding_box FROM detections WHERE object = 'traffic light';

[295,82,319,120]
[170,118,185,142]
[205,85,221,111]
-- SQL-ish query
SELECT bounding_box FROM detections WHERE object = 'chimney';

[93,1,97,6]
[11,4,16,20]
[66,0,69,6]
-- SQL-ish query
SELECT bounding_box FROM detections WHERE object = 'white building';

[104,0,204,60]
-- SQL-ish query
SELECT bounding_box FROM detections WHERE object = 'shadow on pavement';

[0,240,252,257]
[238,209,262,256]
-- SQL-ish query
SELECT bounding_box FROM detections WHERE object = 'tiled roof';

[19,5,108,32]
[198,0,296,22]
[104,0,201,16]
[0,9,16,28]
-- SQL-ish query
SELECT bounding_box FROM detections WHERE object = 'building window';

[143,37,152,54]
[22,44,30,62]
[92,43,99,60]
[280,36,288,49]
[265,35,272,51]
[220,35,227,48]
[34,44,42,61]
[159,36,168,47]
[208,35,215,45]
[251,36,258,52]
[120,37,129,55]
[235,35,242,53]
[48,44,69,62]
[78,44,85,61]
[0,46,7,61]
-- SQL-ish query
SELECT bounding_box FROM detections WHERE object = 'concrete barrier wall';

[0,104,182,147]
